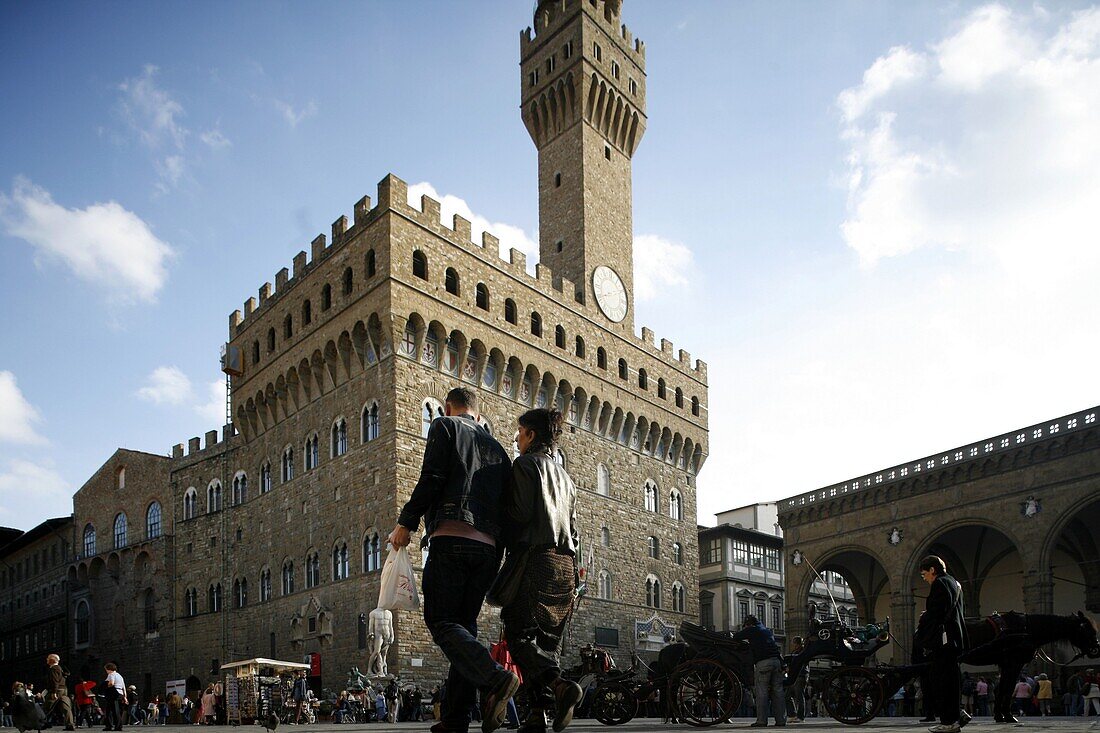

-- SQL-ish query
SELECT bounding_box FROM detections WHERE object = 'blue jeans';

[753,657,786,726]
[423,536,505,730]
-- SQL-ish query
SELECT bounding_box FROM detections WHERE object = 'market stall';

[220,658,311,725]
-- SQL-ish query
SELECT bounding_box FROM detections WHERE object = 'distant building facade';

[699,503,857,647]
[60,0,708,696]
[0,517,73,692]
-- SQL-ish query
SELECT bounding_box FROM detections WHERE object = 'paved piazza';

[119,720,1100,732]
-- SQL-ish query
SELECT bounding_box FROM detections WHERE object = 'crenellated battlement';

[229,173,704,380]
[522,0,644,62]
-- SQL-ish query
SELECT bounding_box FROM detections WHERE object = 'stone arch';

[1040,495,1100,614]
[539,371,557,408]
[797,544,894,658]
[597,401,614,436]
[483,347,505,391]
[323,340,340,387]
[619,411,636,445]
[337,330,355,379]
[520,363,541,406]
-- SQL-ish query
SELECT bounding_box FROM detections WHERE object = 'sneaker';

[549,679,582,733]
[928,725,961,733]
[481,672,520,733]
[958,710,971,728]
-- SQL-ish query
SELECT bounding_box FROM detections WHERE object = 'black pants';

[501,550,575,711]
[423,537,504,731]
[104,693,124,731]
[931,644,961,724]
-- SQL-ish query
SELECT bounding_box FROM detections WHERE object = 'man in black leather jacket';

[389,387,519,733]
[916,555,968,733]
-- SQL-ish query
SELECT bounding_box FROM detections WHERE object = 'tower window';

[251,341,260,365]
[597,347,607,370]
[638,369,648,390]
[530,312,543,337]
[575,336,585,358]
[267,328,275,352]
[302,299,312,325]
[283,314,293,339]
[321,284,332,311]
[563,40,573,59]
[629,78,638,96]
[546,56,556,74]
[593,42,602,62]
[412,250,428,280]
[556,239,563,253]
[692,396,701,417]
[611,61,620,80]
[505,299,517,325]
[605,145,612,161]
[618,358,628,380]
[445,267,460,296]
[529,69,539,87]
[366,248,376,277]
[554,172,561,187]
[555,325,565,349]
[476,283,489,311]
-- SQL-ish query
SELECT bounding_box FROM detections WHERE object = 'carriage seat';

[679,621,751,654]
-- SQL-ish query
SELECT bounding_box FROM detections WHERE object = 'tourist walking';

[499,408,583,733]
[915,556,968,733]
[102,663,126,732]
[75,676,98,728]
[974,677,989,717]
[1036,673,1052,716]
[45,654,76,731]
[291,672,309,725]
[388,387,518,733]
[729,615,786,727]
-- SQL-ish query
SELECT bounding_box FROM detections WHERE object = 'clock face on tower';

[593,266,627,323]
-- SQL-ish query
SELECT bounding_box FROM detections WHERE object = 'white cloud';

[137,367,227,425]
[274,99,317,128]
[200,129,232,149]
[0,459,70,520]
[633,234,695,303]
[136,366,192,406]
[118,64,187,150]
[406,182,539,266]
[0,371,46,446]
[837,46,927,122]
[0,178,176,303]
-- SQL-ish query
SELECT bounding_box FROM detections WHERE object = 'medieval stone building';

[65,0,708,694]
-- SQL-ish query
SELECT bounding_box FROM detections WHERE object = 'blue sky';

[2,1,1099,530]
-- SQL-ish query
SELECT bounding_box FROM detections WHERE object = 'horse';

[960,611,1099,723]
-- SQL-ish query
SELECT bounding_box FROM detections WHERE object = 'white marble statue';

[367,607,394,677]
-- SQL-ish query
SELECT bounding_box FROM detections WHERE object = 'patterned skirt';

[509,549,576,632]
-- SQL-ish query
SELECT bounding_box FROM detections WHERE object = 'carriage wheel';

[591,682,637,725]
[822,666,884,725]
[671,658,742,727]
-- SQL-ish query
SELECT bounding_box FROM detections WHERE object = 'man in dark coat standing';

[916,555,968,733]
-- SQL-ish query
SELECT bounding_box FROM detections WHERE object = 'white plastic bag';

[378,546,420,611]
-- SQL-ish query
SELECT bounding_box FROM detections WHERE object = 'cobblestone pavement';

[111,718,1100,732]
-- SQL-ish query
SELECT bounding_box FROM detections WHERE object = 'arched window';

[412,250,428,279]
[113,513,128,549]
[366,249,376,277]
[184,488,198,520]
[644,481,659,513]
[618,358,628,380]
[232,473,247,506]
[638,368,648,390]
[530,312,542,337]
[252,340,260,364]
[476,283,489,310]
[260,569,272,602]
[504,299,517,324]
[598,570,612,600]
[601,526,611,546]
[657,378,666,399]
[282,561,295,595]
[648,536,659,559]
[185,588,198,617]
[672,582,685,613]
[82,524,96,558]
[306,552,320,588]
[332,418,348,457]
[675,388,684,408]
[672,542,683,565]
[692,396,700,417]
[146,502,162,540]
[362,402,380,442]
[597,348,607,370]
[575,336,585,358]
[233,578,248,609]
[321,284,332,311]
[596,463,610,496]
[75,599,91,643]
[267,327,275,352]
[260,463,272,493]
[445,267,460,295]
[645,576,661,609]
[422,398,444,438]
[208,583,222,613]
[304,434,319,471]
[555,325,565,348]
[117,466,126,489]
[283,314,293,339]
[282,446,294,482]
[363,533,381,572]
[669,489,683,520]
[207,481,222,513]
[332,543,349,580]
[302,299,312,325]
[343,266,354,295]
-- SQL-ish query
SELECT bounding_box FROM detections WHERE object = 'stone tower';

[521,0,646,332]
